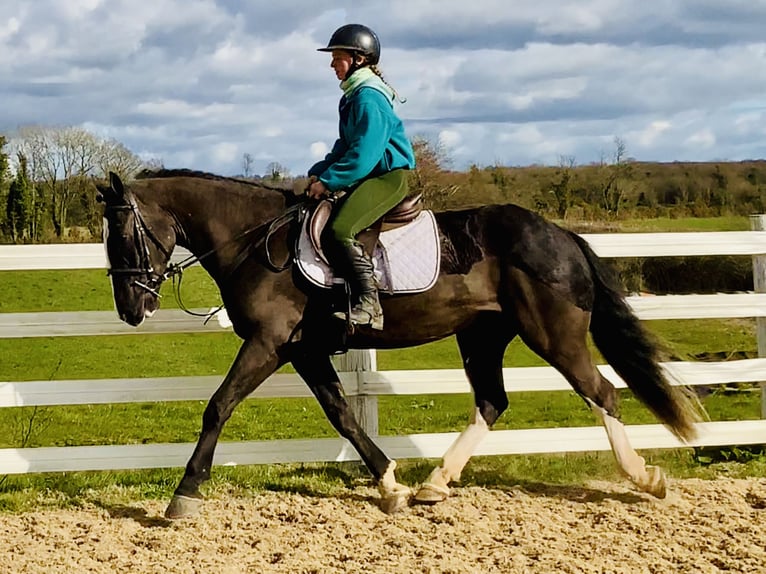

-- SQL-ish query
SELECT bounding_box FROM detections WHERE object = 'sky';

[2,0,766,177]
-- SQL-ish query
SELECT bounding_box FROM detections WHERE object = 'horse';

[96,168,701,519]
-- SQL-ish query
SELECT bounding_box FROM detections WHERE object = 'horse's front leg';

[165,337,281,519]
[291,349,412,514]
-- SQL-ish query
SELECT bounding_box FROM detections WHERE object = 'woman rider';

[306,24,416,330]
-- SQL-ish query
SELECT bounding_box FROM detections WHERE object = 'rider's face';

[330,49,356,80]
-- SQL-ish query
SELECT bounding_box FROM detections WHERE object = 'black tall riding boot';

[332,241,384,330]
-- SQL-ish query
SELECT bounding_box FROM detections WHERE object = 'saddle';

[308,192,423,265]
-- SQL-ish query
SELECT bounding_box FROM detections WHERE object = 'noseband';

[105,193,173,297]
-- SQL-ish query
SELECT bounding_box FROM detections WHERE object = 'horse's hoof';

[414,482,450,504]
[165,494,203,519]
[379,491,411,514]
[378,484,412,514]
[643,465,667,499]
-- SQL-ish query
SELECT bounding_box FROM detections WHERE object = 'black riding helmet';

[317,24,381,65]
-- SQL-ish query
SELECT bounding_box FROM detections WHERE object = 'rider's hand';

[307,179,329,200]
[303,175,318,195]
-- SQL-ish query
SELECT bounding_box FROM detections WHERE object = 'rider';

[306,24,416,330]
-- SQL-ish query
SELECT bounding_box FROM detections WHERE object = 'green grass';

[0,216,764,513]
[2,386,759,451]
[0,267,220,313]
[3,447,764,514]
[616,215,751,232]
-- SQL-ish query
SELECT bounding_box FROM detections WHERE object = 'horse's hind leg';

[415,313,512,503]
[515,280,666,498]
[587,393,666,498]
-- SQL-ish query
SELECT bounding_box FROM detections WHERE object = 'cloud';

[685,129,716,149]
[310,141,330,160]
[1,0,764,176]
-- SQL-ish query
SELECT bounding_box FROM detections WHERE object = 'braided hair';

[368,63,406,103]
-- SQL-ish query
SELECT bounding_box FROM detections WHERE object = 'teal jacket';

[308,74,416,192]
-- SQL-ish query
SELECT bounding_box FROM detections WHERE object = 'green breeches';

[330,169,409,245]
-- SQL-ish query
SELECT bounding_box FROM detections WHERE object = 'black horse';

[97,169,700,518]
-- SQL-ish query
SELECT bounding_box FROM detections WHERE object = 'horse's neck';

[169,193,287,277]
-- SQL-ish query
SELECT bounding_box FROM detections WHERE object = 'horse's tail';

[570,232,701,441]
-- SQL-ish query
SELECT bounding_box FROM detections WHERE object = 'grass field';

[0,215,764,512]
[612,215,752,232]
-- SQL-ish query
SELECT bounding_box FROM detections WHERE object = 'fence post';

[331,349,379,436]
[750,215,766,418]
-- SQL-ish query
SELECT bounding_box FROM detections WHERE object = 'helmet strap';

[344,52,367,80]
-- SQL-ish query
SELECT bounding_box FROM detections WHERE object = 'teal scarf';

[340,67,393,101]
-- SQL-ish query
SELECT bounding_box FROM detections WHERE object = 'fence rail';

[1,230,765,475]
[2,231,766,270]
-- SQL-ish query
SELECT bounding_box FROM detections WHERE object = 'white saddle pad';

[295,209,441,294]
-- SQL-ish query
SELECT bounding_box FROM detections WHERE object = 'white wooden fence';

[1,224,766,476]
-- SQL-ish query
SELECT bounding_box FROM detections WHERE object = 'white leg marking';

[378,460,399,493]
[440,406,490,483]
[377,460,411,513]
[417,406,490,502]
[591,402,649,484]
[588,399,666,497]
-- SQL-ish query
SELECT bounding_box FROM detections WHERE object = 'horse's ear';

[109,171,125,197]
[95,172,128,204]
[95,172,124,204]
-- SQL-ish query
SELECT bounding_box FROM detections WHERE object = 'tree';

[409,136,457,210]
[6,154,33,242]
[265,161,290,181]
[598,136,633,216]
[11,125,149,237]
[13,126,63,237]
[96,138,145,181]
[242,153,254,178]
[548,154,577,219]
[0,135,10,238]
[709,164,729,209]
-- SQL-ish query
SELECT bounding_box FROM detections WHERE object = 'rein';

[106,196,303,320]
[166,201,302,277]
[164,202,302,321]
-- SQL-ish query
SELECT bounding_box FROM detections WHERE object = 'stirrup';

[333,306,384,330]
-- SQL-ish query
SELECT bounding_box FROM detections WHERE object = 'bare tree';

[49,126,99,236]
[242,152,254,178]
[142,157,164,172]
[11,125,152,237]
[96,138,145,181]
[265,161,290,181]
[613,136,628,165]
[598,136,633,216]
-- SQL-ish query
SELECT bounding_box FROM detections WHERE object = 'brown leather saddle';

[308,192,423,265]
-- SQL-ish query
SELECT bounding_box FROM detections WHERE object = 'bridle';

[104,192,173,298]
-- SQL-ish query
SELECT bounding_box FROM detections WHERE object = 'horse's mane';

[135,168,299,201]
[136,168,230,182]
